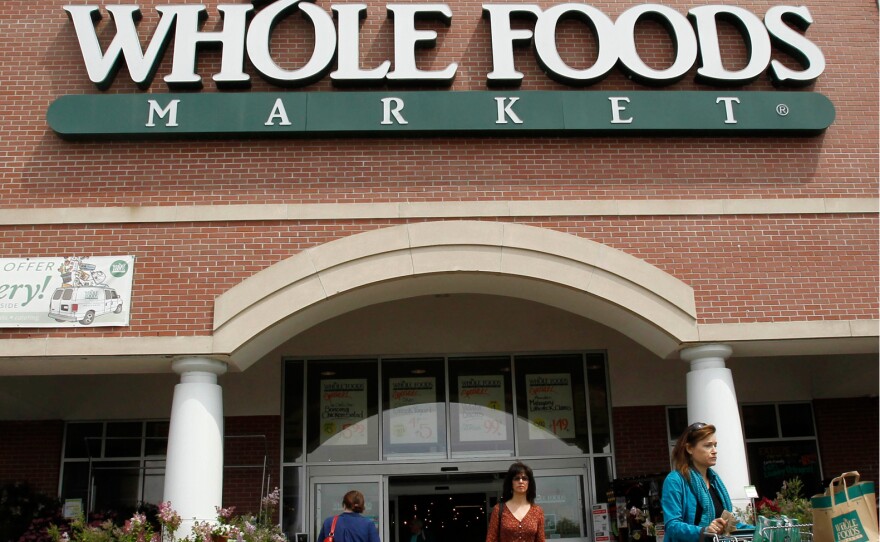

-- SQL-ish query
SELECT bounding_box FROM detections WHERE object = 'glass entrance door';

[532,467,591,541]
[311,475,384,542]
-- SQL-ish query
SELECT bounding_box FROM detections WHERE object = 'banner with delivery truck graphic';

[0,256,134,327]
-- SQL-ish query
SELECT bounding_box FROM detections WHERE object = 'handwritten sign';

[457,375,507,442]
[388,377,438,445]
[526,373,575,439]
[320,379,368,446]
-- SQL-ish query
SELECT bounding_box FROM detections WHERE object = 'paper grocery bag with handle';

[811,471,878,542]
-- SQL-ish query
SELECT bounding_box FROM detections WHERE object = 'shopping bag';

[755,515,801,542]
[811,471,879,542]
[754,515,775,542]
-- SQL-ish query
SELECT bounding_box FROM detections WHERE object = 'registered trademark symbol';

[776,104,790,116]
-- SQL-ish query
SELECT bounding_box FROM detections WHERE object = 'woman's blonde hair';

[670,422,716,482]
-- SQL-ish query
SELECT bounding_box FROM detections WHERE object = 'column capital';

[680,343,732,361]
[680,344,733,370]
[172,356,228,383]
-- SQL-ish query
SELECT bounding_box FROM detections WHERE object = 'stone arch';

[213,221,698,369]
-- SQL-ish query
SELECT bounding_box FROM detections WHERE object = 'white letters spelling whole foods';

[64,1,825,90]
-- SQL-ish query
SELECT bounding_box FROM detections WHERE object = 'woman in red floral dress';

[486,462,545,542]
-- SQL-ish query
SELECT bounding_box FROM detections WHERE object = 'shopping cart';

[704,524,813,542]
[704,530,756,542]
[760,523,813,542]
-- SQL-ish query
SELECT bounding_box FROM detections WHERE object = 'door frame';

[306,458,593,542]
[309,474,386,542]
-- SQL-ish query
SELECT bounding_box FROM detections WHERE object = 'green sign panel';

[47,91,834,139]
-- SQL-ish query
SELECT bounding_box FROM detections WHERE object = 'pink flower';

[216,506,237,522]
[159,502,182,532]
[261,488,281,508]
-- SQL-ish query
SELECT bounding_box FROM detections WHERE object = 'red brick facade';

[1,0,877,341]
[1,1,877,208]
[0,2,876,239]
[0,0,877,530]
[612,401,880,494]
[813,397,880,487]
[223,416,283,517]
[0,421,63,496]
[611,407,671,479]
[1,216,876,340]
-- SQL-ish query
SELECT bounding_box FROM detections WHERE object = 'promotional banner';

[526,373,576,439]
[457,375,507,442]
[388,377,439,445]
[320,379,369,446]
[0,256,134,327]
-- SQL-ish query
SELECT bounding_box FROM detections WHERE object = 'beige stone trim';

[212,221,699,367]
[0,336,217,375]
[697,319,879,342]
[695,320,880,357]
[0,198,875,225]
[1,317,875,376]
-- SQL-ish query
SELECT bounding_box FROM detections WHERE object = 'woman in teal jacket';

[661,422,751,542]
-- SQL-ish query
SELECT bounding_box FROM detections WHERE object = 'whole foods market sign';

[48,1,835,138]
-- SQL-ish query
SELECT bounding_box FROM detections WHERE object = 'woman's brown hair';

[670,422,716,482]
[501,461,537,503]
[343,490,366,514]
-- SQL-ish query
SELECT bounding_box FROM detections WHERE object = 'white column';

[164,357,228,536]
[680,344,751,509]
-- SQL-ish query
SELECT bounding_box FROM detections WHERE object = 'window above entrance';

[382,358,447,459]
[283,353,612,464]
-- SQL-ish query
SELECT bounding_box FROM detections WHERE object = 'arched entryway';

[166,221,732,538]
[213,221,698,370]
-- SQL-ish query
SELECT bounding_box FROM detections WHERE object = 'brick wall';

[223,416,283,519]
[612,401,880,494]
[1,215,876,340]
[813,397,880,488]
[612,406,671,479]
[0,417,283,510]
[0,0,876,207]
[0,420,63,496]
[0,0,876,341]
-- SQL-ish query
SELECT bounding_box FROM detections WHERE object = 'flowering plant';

[628,506,656,539]
[756,478,812,525]
[628,507,646,524]
[233,488,286,542]
[178,488,285,542]
[157,503,182,541]
[756,497,781,518]
[45,489,285,542]
[48,511,166,542]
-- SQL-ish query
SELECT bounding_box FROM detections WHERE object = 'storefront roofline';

[0,320,875,376]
